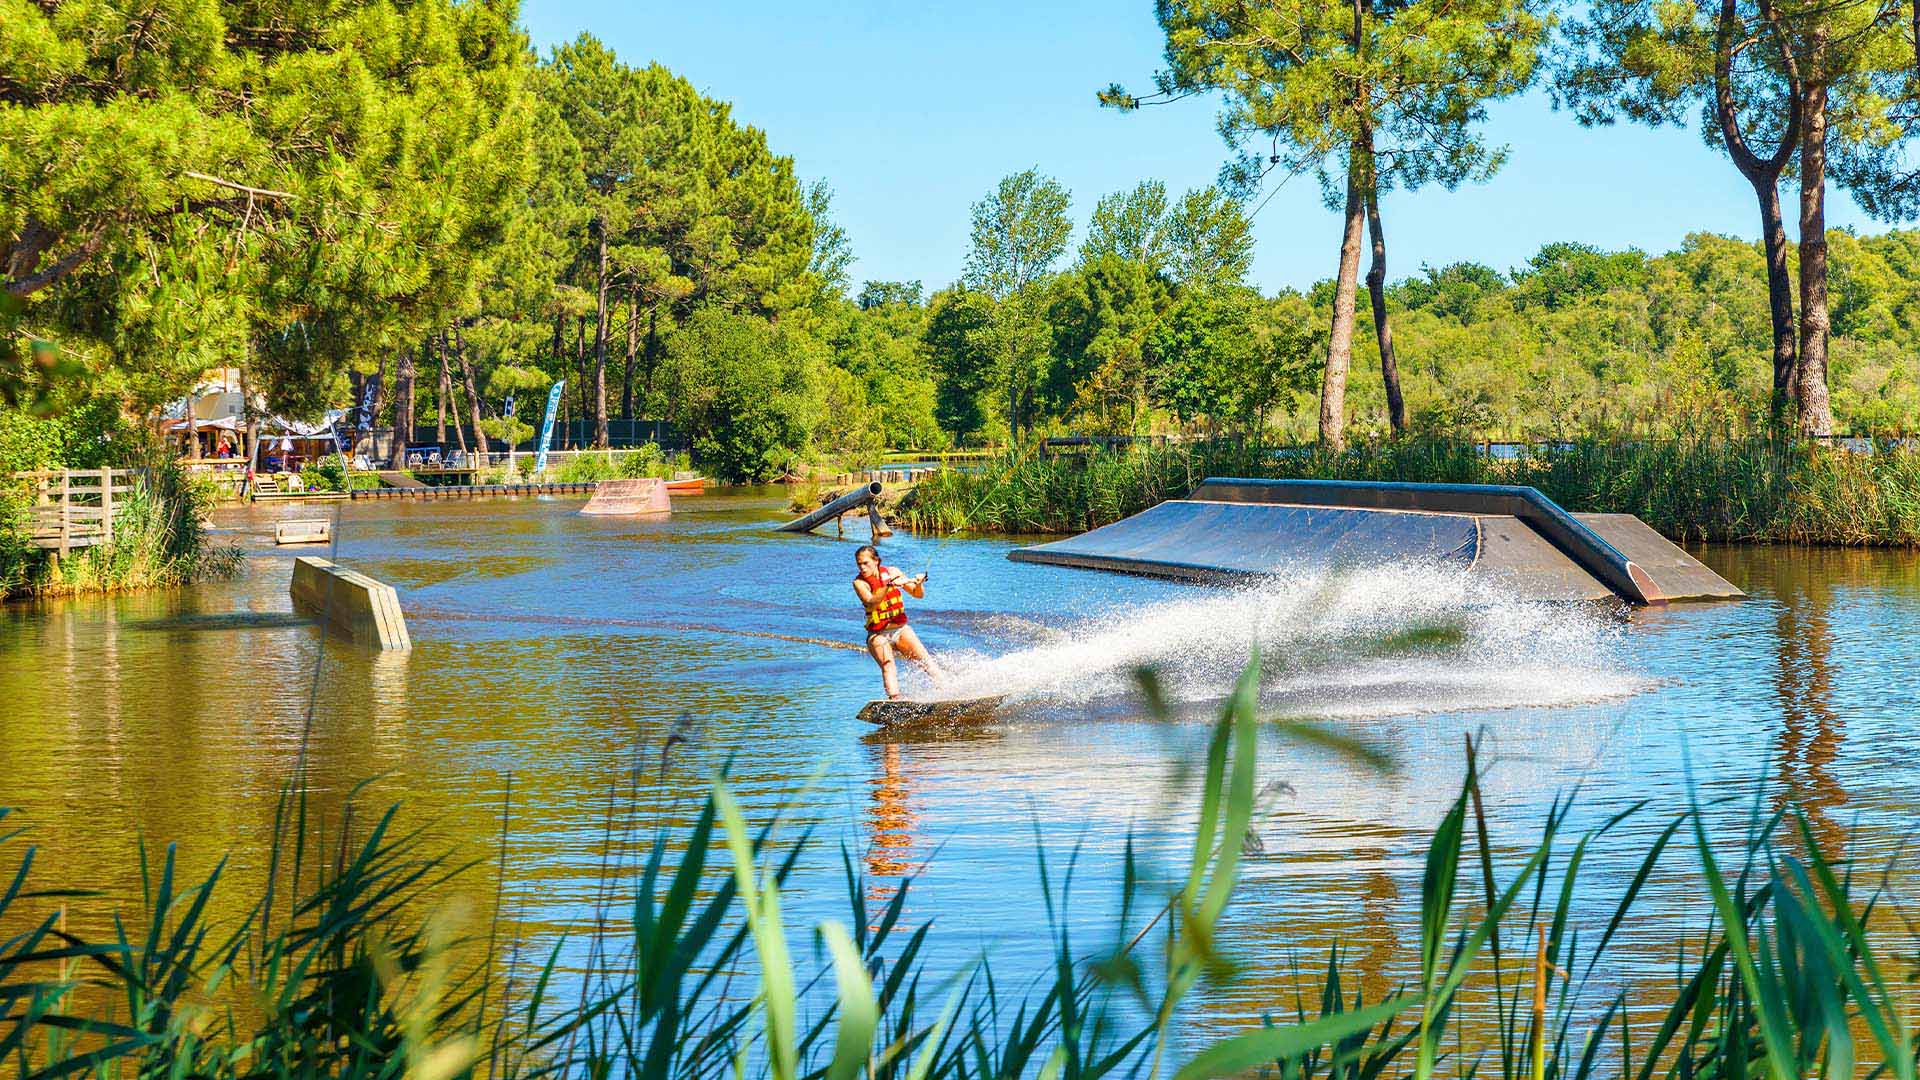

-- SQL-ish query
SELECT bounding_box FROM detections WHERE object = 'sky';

[519,0,1901,296]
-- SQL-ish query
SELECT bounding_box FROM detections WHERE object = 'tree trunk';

[455,326,489,456]
[1795,73,1836,438]
[593,226,611,448]
[1758,182,1800,422]
[1364,172,1406,435]
[572,315,587,450]
[441,334,467,454]
[388,345,416,469]
[623,288,639,423]
[644,307,661,402]
[1718,0,1801,426]
[240,365,259,496]
[435,337,449,444]
[1321,148,1368,451]
[368,356,387,462]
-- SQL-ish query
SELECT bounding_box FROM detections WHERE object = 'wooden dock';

[16,468,139,555]
[350,481,598,500]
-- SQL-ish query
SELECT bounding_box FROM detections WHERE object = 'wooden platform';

[16,468,138,554]
[275,519,333,545]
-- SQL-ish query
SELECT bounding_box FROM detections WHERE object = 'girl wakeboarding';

[853,544,946,700]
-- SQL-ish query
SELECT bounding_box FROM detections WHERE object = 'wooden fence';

[14,468,141,555]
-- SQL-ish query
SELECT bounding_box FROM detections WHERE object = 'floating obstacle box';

[579,477,671,517]
[274,519,332,545]
[289,555,412,650]
[1008,478,1743,604]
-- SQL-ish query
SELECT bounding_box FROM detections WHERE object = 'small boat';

[664,476,707,494]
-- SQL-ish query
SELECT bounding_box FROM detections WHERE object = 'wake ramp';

[1007,478,1743,605]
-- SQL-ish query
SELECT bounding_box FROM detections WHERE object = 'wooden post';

[100,468,113,548]
[58,470,70,556]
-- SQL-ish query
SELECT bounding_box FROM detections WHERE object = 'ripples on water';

[3,491,1919,1043]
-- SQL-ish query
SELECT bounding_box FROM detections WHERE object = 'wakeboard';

[858,695,1006,728]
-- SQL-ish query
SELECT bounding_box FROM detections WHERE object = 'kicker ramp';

[1007,478,1743,604]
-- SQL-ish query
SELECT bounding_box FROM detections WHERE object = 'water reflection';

[864,743,920,905]
[1767,552,1849,856]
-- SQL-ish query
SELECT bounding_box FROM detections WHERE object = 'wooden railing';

[13,468,141,555]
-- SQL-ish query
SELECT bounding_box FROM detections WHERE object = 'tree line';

[2,0,1917,483]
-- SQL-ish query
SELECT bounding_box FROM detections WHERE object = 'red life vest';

[858,568,908,633]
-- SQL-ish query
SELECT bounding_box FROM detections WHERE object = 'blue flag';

[534,380,564,473]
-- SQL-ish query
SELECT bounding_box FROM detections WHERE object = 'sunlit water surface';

[3,490,1918,1043]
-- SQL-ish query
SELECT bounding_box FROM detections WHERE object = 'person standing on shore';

[853,544,945,700]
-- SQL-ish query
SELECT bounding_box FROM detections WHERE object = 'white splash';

[928,562,1648,719]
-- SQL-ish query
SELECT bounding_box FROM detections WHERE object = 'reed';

[899,436,1920,545]
[4,655,1913,1078]
[4,462,242,600]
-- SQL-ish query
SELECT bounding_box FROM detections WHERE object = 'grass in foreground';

[2,660,1914,1077]
[899,436,1920,545]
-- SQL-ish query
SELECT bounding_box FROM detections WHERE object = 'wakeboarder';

[853,544,945,700]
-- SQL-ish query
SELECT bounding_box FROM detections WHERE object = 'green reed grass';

[900,436,1920,545]
[3,659,1915,1077]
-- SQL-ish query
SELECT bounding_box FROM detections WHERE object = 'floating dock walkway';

[350,481,598,500]
[1008,478,1743,604]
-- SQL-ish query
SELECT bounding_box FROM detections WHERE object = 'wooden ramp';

[580,477,671,516]
[375,470,428,489]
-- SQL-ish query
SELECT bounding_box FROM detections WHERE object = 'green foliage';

[299,454,348,494]
[654,308,825,483]
[962,169,1073,300]
[479,416,534,449]
[0,0,534,416]
[552,444,670,481]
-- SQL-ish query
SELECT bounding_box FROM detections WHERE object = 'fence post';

[58,470,71,556]
[101,468,114,548]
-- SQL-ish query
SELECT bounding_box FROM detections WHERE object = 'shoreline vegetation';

[898,436,1920,546]
[0,461,241,602]
[3,663,1912,1077]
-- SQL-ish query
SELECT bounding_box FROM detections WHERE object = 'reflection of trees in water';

[864,744,919,907]
[1768,553,1848,858]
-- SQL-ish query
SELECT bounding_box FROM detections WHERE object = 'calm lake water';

[3,488,1918,1041]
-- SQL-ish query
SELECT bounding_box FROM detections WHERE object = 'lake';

[3,488,1917,1042]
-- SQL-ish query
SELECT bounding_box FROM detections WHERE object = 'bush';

[655,308,825,483]
[300,454,348,493]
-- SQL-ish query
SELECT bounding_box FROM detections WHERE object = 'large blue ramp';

[1008,478,1744,604]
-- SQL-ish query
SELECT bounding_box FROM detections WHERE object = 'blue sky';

[520,0,1897,296]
